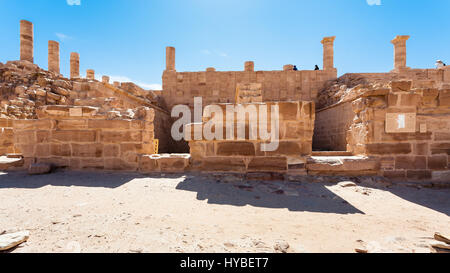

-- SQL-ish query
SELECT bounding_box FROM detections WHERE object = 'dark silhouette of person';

[315,65,320,71]
[293,65,298,71]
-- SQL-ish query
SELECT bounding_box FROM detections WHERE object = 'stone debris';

[434,232,450,244]
[338,181,357,188]
[273,240,290,253]
[0,231,30,251]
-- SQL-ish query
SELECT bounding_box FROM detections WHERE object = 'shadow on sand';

[176,175,365,214]
[0,170,146,189]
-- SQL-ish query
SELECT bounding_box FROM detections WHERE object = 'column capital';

[391,35,410,45]
[321,36,336,45]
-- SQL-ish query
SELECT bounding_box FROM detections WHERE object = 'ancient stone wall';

[11,106,159,171]
[183,101,315,174]
[317,80,450,181]
[162,69,336,110]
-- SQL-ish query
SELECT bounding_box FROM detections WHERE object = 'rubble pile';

[0,60,74,119]
[317,74,391,109]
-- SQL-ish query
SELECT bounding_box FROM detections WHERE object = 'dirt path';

[0,171,449,253]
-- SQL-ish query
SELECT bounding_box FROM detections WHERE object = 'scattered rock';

[355,248,368,253]
[0,231,30,251]
[338,181,357,188]
[434,233,450,245]
[28,163,52,175]
[273,240,290,253]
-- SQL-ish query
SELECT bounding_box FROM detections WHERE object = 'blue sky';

[1,0,449,89]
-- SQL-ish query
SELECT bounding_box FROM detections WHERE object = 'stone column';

[70,52,80,79]
[102,76,110,83]
[321,36,336,71]
[166,46,176,71]
[86,69,95,80]
[20,20,34,63]
[245,61,254,71]
[391,35,410,70]
[48,40,60,74]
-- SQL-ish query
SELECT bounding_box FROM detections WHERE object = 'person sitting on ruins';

[293,65,298,71]
[315,65,320,71]
[436,60,445,69]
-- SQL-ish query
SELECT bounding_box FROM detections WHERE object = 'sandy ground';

[0,170,449,253]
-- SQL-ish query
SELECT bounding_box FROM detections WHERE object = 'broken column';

[70,52,80,79]
[48,40,60,74]
[20,20,34,63]
[245,61,254,71]
[321,36,336,71]
[391,35,410,71]
[86,69,95,80]
[166,46,176,71]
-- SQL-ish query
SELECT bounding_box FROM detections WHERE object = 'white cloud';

[55,33,73,41]
[67,0,81,5]
[367,0,381,5]
[96,75,162,90]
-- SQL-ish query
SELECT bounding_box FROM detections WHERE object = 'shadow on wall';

[176,176,364,214]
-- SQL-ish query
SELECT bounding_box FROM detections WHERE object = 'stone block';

[197,157,246,172]
[56,120,88,130]
[35,144,51,157]
[158,154,190,172]
[50,143,71,157]
[52,130,96,143]
[72,143,103,157]
[391,81,412,92]
[399,93,421,107]
[103,144,120,157]
[439,89,450,106]
[383,170,406,179]
[101,131,142,143]
[431,143,450,155]
[395,156,426,170]
[428,156,448,170]
[366,143,411,155]
[406,170,432,180]
[278,102,298,120]
[139,155,159,173]
[435,133,450,141]
[88,120,130,130]
[216,141,255,156]
[265,141,305,156]
[247,157,287,172]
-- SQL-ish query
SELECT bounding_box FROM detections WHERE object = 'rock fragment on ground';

[0,231,30,251]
